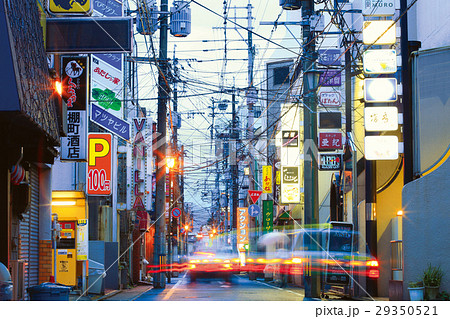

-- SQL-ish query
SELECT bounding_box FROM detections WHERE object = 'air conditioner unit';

[10,260,25,301]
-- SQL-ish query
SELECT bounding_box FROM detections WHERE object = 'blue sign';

[318,49,341,66]
[319,70,341,87]
[94,0,123,17]
[248,204,261,217]
[90,103,130,140]
[172,207,182,218]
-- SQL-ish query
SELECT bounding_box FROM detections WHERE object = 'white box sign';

[363,0,396,17]
[363,50,397,74]
[365,107,398,131]
[363,21,396,45]
[365,135,399,160]
[319,91,341,107]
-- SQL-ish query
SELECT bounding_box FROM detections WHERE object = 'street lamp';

[166,156,176,169]
[303,66,321,300]
[304,68,322,94]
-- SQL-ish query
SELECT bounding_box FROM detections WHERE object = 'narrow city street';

[127,273,304,301]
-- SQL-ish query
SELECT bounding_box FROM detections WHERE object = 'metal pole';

[231,89,238,249]
[302,0,320,300]
[153,0,169,289]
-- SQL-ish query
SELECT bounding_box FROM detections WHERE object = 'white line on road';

[163,272,186,300]
[255,280,305,297]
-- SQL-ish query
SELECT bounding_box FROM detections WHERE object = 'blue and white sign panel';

[172,207,182,218]
[91,103,130,140]
[248,204,261,217]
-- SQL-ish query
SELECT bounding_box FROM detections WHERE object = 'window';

[273,66,290,85]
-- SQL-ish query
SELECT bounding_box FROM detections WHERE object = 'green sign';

[92,88,122,111]
[263,200,273,234]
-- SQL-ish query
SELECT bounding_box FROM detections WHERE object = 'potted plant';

[422,264,444,300]
[408,281,424,301]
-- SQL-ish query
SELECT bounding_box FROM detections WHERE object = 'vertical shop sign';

[262,166,272,194]
[60,56,88,161]
[263,200,273,234]
[76,219,88,261]
[281,166,301,204]
[237,208,249,245]
[87,133,112,195]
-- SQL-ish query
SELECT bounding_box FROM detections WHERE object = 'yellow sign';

[276,170,281,185]
[48,0,92,15]
[237,208,249,245]
[262,166,272,194]
[77,219,88,260]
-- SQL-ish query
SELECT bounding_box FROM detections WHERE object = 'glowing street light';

[166,156,176,169]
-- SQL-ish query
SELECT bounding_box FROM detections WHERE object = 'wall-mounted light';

[364,78,397,103]
[363,20,396,45]
[51,200,77,206]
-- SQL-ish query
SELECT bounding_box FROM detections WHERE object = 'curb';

[97,289,121,301]
[129,286,153,301]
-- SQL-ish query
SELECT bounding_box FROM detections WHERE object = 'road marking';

[163,272,186,300]
[255,280,305,297]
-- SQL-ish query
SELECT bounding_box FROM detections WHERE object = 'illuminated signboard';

[364,135,399,160]
[364,107,398,131]
[263,200,273,234]
[319,91,341,107]
[319,154,342,171]
[362,0,395,17]
[363,50,397,74]
[87,133,112,195]
[237,208,249,245]
[262,166,273,194]
[48,0,92,15]
[281,166,302,204]
[364,78,397,103]
[363,21,396,45]
[60,56,88,161]
[319,132,342,150]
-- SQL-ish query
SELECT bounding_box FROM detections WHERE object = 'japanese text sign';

[319,132,342,150]
[319,70,341,87]
[248,190,262,204]
[263,200,273,234]
[76,219,88,261]
[281,166,302,204]
[61,110,87,161]
[318,49,341,66]
[364,106,398,131]
[237,208,249,245]
[365,135,399,160]
[87,133,112,195]
[91,55,124,120]
[91,103,130,140]
[319,91,341,107]
[262,166,272,194]
[61,56,88,111]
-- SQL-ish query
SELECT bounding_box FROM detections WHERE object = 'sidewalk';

[97,283,153,301]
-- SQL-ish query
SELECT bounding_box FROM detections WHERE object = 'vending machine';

[54,221,77,286]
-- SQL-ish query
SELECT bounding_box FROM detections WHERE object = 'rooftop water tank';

[170,1,191,37]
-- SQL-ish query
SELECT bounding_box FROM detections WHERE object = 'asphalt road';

[135,273,305,301]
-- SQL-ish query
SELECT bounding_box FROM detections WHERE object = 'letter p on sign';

[88,133,112,195]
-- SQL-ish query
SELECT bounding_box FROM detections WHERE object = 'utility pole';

[245,0,258,252]
[230,88,238,248]
[153,0,169,289]
[302,0,320,300]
